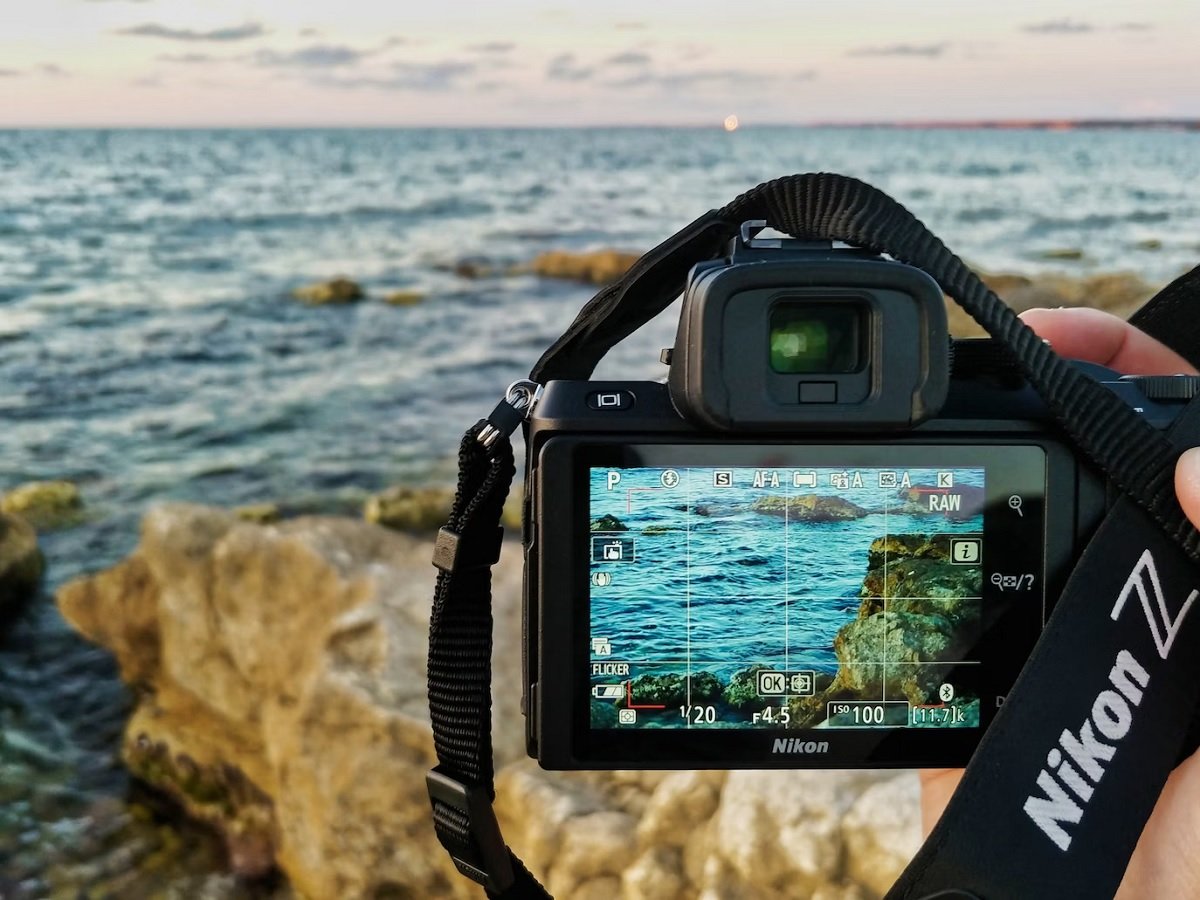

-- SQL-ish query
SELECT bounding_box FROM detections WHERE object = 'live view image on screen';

[588,466,985,731]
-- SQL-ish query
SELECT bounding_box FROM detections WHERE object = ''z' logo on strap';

[1111,549,1199,660]
[1024,548,1198,851]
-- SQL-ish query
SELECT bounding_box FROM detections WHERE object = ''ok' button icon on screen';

[757,671,786,696]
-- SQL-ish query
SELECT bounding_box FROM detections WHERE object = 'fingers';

[1176,449,1200,530]
[918,768,964,836]
[1019,308,1198,376]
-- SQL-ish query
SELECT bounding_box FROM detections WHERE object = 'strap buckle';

[426,767,515,893]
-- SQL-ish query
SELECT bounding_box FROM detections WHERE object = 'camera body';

[521,230,1189,770]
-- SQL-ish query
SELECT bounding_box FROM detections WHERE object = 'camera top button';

[587,390,635,411]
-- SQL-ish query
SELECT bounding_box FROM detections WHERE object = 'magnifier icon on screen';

[1008,495,1024,517]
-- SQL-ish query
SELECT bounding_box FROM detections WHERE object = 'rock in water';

[363,485,453,531]
[57,504,524,899]
[752,494,868,522]
[1,480,84,530]
[0,512,44,620]
[291,277,364,305]
[526,249,641,285]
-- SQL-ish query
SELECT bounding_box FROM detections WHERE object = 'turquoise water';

[1,127,1198,892]
[588,467,984,679]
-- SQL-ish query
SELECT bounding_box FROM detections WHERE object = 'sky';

[0,0,1196,127]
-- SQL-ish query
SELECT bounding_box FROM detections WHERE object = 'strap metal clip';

[478,380,543,449]
[427,767,515,893]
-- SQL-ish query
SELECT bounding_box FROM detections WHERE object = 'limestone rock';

[233,503,281,524]
[1,480,84,530]
[496,763,916,899]
[0,512,44,620]
[57,504,526,899]
[58,503,924,899]
[291,277,364,305]
[363,485,452,532]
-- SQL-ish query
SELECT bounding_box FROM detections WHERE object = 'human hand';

[919,306,1200,899]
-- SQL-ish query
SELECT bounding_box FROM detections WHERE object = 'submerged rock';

[1,480,84,530]
[291,277,364,305]
[0,513,44,620]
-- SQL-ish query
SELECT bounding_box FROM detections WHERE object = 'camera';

[520,223,1195,770]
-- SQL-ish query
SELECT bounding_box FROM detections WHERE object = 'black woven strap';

[1130,265,1200,371]
[426,422,551,898]
[533,173,1199,565]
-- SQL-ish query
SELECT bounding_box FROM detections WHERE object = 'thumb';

[1175,448,1200,528]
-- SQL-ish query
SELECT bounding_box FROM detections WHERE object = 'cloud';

[1021,19,1095,34]
[615,21,647,31]
[609,67,816,92]
[117,21,265,42]
[0,69,20,77]
[547,53,593,82]
[158,52,215,64]
[254,44,365,68]
[604,51,652,67]
[37,63,70,77]
[131,74,163,87]
[468,41,515,54]
[1115,22,1154,31]
[321,60,478,91]
[848,43,948,58]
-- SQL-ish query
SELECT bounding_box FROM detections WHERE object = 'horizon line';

[1,117,1198,132]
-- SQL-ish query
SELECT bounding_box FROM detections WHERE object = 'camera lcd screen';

[582,448,1044,745]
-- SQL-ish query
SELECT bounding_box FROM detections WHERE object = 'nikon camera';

[521,223,1193,770]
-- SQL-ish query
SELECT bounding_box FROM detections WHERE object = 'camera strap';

[426,172,1200,900]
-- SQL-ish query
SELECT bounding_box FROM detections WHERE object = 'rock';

[291,277,364,305]
[590,514,627,532]
[789,534,981,727]
[1,480,84,530]
[363,485,452,532]
[382,289,425,306]
[627,671,723,707]
[842,774,922,897]
[1039,247,1086,261]
[950,269,1154,336]
[443,256,499,279]
[525,250,641,285]
[232,503,280,525]
[57,504,527,899]
[752,494,868,522]
[59,503,926,898]
[1135,238,1163,251]
[0,513,44,620]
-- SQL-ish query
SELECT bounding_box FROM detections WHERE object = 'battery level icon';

[592,684,625,700]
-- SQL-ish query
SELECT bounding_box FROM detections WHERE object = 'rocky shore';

[56,504,922,899]
[290,249,1160,340]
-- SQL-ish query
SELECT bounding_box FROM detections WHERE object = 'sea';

[1,126,1199,894]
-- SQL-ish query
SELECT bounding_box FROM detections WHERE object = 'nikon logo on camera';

[771,738,830,755]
